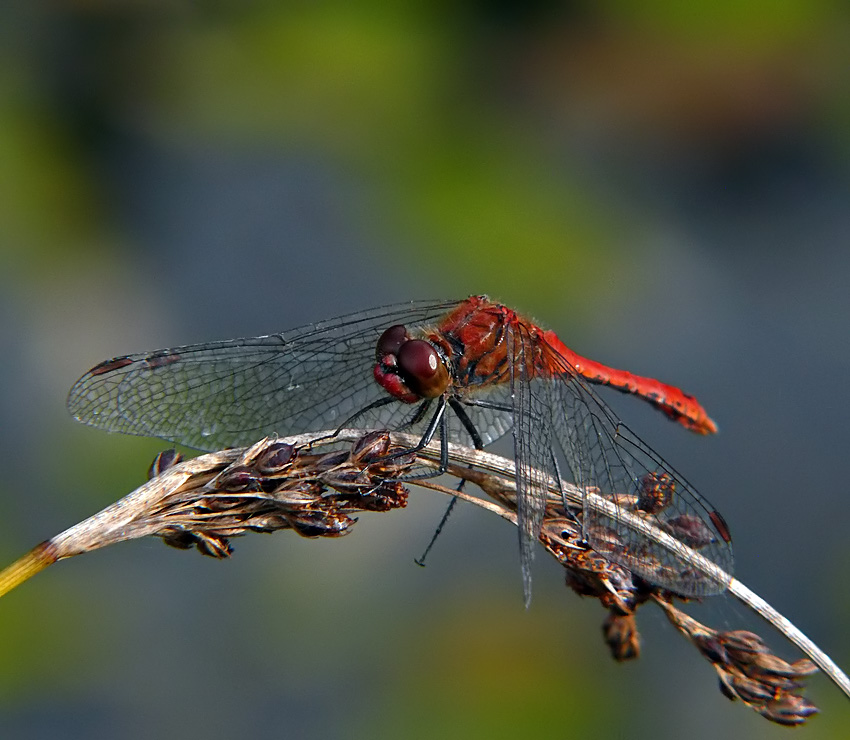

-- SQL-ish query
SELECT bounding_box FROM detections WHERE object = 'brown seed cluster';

[657,601,819,725]
[145,432,414,558]
[94,434,835,724]
[0,430,833,726]
[507,489,820,725]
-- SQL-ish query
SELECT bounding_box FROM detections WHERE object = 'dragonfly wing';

[508,324,557,607]
[67,300,464,451]
[545,351,733,596]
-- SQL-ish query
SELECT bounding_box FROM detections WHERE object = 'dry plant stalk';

[0,429,846,725]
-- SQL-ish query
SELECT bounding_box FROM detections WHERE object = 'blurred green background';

[1,2,849,738]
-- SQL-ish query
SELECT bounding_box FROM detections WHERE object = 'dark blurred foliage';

[0,2,849,739]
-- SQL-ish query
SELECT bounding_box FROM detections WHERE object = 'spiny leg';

[323,396,398,447]
[415,398,485,566]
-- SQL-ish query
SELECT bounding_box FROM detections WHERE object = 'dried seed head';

[764,694,819,726]
[160,528,197,550]
[349,482,409,511]
[285,510,356,538]
[351,430,391,462]
[148,449,183,479]
[718,670,819,725]
[215,467,261,493]
[314,451,350,471]
[5,428,827,727]
[719,630,767,664]
[159,529,231,558]
[694,635,729,665]
[636,472,675,514]
[603,612,641,661]
[583,524,624,555]
[660,599,820,726]
[545,528,640,616]
[273,488,325,506]
[322,468,366,494]
[194,533,233,558]
[662,514,716,549]
[254,442,295,473]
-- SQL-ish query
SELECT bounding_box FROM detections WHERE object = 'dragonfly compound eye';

[376,324,409,361]
[397,340,449,398]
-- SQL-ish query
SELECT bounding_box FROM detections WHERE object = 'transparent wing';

[508,323,556,607]
[67,299,476,451]
[543,345,733,597]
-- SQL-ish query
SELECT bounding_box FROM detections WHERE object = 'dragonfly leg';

[381,397,446,474]
[332,396,397,436]
[448,398,485,449]
[414,396,498,566]
[461,398,512,414]
[414,490,461,567]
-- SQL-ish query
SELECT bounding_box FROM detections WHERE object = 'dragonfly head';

[374,324,450,402]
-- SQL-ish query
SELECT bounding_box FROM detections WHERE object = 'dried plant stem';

[0,542,57,598]
[652,596,820,724]
[725,578,850,699]
[1,428,847,707]
[0,453,238,599]
[395,431,850,703]
[48,449,241,558]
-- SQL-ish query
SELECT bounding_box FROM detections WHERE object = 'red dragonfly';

[68,295,732,601]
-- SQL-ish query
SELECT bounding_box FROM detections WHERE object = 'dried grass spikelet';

[0,431,415,592]
[537,513,822,724]
[0,429,845,726]
[447,442,842,724]
[656,599,819,725]
[149,430,414,555]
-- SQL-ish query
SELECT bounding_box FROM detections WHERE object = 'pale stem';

[6,429,849,700]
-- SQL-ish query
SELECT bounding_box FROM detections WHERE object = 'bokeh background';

[1,2,849,738]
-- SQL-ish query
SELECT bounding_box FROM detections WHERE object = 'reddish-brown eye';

[376,324,409,360]
[397,340,449,398]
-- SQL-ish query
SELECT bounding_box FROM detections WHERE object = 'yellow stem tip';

[0,542,57,598]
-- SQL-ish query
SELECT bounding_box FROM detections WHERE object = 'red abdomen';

[429,296,716,435]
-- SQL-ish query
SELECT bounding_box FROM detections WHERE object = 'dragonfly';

[68,295,732,602]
